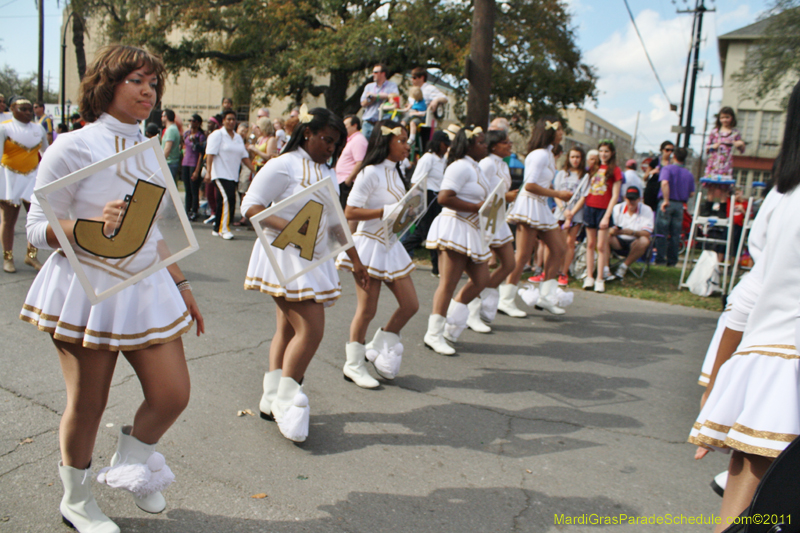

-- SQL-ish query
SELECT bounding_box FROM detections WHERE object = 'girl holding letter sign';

[423,125,492,355]
[336,120,419,388]
[473,128,520,331]
[242,106,369,442]
[19,45,204,533]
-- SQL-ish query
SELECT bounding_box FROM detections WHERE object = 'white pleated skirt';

[244,241,341,305]
[507,191,558,231]
[336,233,414,282]
[689,344,800,458]
[1,168,36,204]
[20,253,192,351]
[490,221,514,248]
[425,210,491,263]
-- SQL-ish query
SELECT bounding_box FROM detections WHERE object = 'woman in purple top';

[182,114,206,221]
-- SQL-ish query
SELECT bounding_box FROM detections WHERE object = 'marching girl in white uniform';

[697,187,782,388]
[336,121,418,388]
[690,79,800,531]
[504,117,572,315]
[1,95,49,272]
[423,125,491,355]
[19,45,204,533]
[243,106,369,442]
[695,186,782,496]
[470,128,518,332]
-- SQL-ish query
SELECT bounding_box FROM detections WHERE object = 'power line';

[0,0,23,9]
[622,0,675,110]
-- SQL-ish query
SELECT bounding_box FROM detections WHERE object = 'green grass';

[559,264,724,312]
[411,248,725,312]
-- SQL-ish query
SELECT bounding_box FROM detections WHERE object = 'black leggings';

[213,179,237,234]
[181,165,203,215]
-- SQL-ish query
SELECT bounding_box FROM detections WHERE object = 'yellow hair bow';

[381,125,403,136]
[545,120,560,130]
[298,104,313,124]
[464,126,483,139]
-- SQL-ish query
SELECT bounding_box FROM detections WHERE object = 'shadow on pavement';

[297,402,640,458]
[113,486,640,533]
[397,368,649,404]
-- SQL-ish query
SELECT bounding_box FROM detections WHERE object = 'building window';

[737,110,757,144]
[733,168,747,189]
[759,111,782,147]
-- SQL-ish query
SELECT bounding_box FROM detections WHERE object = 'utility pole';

[677,0,715,151]
[631,111,640,159]
[676,10,698,147]
[465,0,495,129]
[38,0,45,102]
[696,75,723,177]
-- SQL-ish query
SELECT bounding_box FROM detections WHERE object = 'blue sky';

[0,0,771,153]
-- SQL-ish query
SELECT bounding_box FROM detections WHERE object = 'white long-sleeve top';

[411,151,446,192]
[726,188,783,331]
[479,153,511,192]
[347,159,406,237]
[523,146,555,188]
[242,147,339,214]
[26,114,143,250]
[440,156,491,221]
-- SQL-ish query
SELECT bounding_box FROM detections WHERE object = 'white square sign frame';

[478,180,507,246]
[250,177,354,287]
[34,137,199,305]
[381,175,428,251]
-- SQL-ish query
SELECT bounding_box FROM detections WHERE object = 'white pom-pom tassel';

[365,348,379,363]
[278,393,310,442]
[555,288,574,307]
[138,462,175,496]
[373,342,402,379]
[445,301,469,342]
[480,289,499,322]
[96,463,150,493]
[518,284,540,307]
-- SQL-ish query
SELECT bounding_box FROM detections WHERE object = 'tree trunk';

[72,14,87,80]
[465,0,495,129]
[326,69,351,119]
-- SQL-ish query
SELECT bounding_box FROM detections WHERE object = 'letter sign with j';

[73,180,165,259]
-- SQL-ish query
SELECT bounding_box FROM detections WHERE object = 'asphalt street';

[1,217,727,532]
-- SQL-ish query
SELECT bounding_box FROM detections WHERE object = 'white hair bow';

[465,126,483,139]
[298,104,313,124]
[381,125,403,136]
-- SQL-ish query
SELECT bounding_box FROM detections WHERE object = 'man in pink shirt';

[336,115,369,210]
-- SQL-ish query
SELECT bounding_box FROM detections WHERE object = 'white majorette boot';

[444,299,469,342]
[535,279,565,315]
[271,377,310,443]
[59,462,120,533]
[423,314,455,355]
[479,287,500,323]
[259,368,282,421]
[344,342,380,388]
[498,283,527,318]
[97,426,174,514]
[365,329,403,380]
[467,298,491,333]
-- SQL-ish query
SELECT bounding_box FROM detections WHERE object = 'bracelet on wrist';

[176,280,192,292]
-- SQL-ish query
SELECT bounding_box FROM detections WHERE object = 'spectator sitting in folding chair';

[608,186,653,280]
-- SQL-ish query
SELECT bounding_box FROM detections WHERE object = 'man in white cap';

[609,186,653,279]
